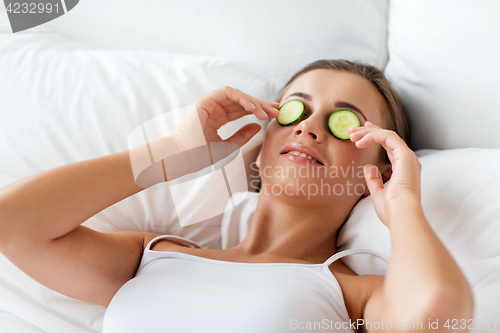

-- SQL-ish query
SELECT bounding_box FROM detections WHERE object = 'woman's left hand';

[348,122,422,226]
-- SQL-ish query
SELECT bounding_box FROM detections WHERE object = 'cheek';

[342,140,381,163]
[258,129,280,168]
[330,142,381,181]
[260,122,287,157]
[266,120,282,134]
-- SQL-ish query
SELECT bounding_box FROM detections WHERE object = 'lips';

[280,143,324,165]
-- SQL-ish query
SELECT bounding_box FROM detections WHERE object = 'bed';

[1,0,499,332]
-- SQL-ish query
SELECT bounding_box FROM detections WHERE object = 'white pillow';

[0,13,287,248]
[45,0,390,78]
[222,149,500,328]
[0,16,285,332]
[384,0,500,150]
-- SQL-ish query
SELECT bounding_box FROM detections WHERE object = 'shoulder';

[330,263,384,332]
[141,232,162,251]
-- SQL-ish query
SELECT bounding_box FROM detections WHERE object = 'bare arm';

[349,123,473,332]
[0,86,280,242]
[363,200,473,332]
[0,86,279,307]
[0,146,153,242]
[0,143,166,306]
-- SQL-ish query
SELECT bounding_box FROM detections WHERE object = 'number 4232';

[443,319,496,330]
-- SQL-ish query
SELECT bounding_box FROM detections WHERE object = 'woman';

[0,60,473,332]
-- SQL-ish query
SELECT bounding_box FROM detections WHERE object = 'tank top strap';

[322,248,390,268]
[145,234,202,251]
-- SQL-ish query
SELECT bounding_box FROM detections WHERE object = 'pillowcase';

[0,15,285,332]
[46,0,391,78]
[341,148,500,326]
[222,149,500,326]
[384,0,500,150]
[0,13,287,249]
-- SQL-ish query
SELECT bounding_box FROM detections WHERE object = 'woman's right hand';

[171,86,280,151]
[154,86,280,182]
[132,86,279,186]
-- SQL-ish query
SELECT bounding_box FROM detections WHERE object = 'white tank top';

[102,235,389,333]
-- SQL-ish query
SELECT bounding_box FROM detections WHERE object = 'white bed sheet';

[0,307,48,333]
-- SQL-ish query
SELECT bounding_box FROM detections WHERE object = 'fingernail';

[273,107,279,112]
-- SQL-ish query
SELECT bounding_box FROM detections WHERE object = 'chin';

[259,172,366,203]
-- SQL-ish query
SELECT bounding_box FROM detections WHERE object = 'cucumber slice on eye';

[328,109,361,140]
[276,99,305,126]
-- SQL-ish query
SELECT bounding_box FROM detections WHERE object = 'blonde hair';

[275,59,411,164]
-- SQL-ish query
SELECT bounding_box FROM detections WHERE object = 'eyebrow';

[284,91,368,121]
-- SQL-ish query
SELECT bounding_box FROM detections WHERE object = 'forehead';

[281,69,387,126]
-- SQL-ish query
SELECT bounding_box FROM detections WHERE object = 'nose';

[293,117,325,142]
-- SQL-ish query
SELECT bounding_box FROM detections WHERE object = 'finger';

[255,99,280,109]
[353,130,406,153]
[348,121,378,132]
[364,164,384,196]
[269,101,281,112]
[224,123,262,147]
[349,126,385,143]
[350,127,404,150]
[227,109,254,122]
[349,124,372,133]
[208,86,259,115]
[222,87,279,119]
[239,92,280,119]
[251,101,268,120]
[222,102,247,112]
[364,121,380,128]
[348,120,382,133]
[220,87,271,120]
[249,98,280,119]
[260,102,280,118]
[223,100,275,116]
[241,97,259,113]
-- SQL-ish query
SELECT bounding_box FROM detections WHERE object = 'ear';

[381,163,392,183]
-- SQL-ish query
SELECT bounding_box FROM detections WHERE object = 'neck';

[234,189,359,263]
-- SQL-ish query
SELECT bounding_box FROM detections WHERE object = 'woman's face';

[257,69,390,203]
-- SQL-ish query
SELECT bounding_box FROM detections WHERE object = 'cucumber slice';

[328,109,360,140]
[277,99,305,126]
